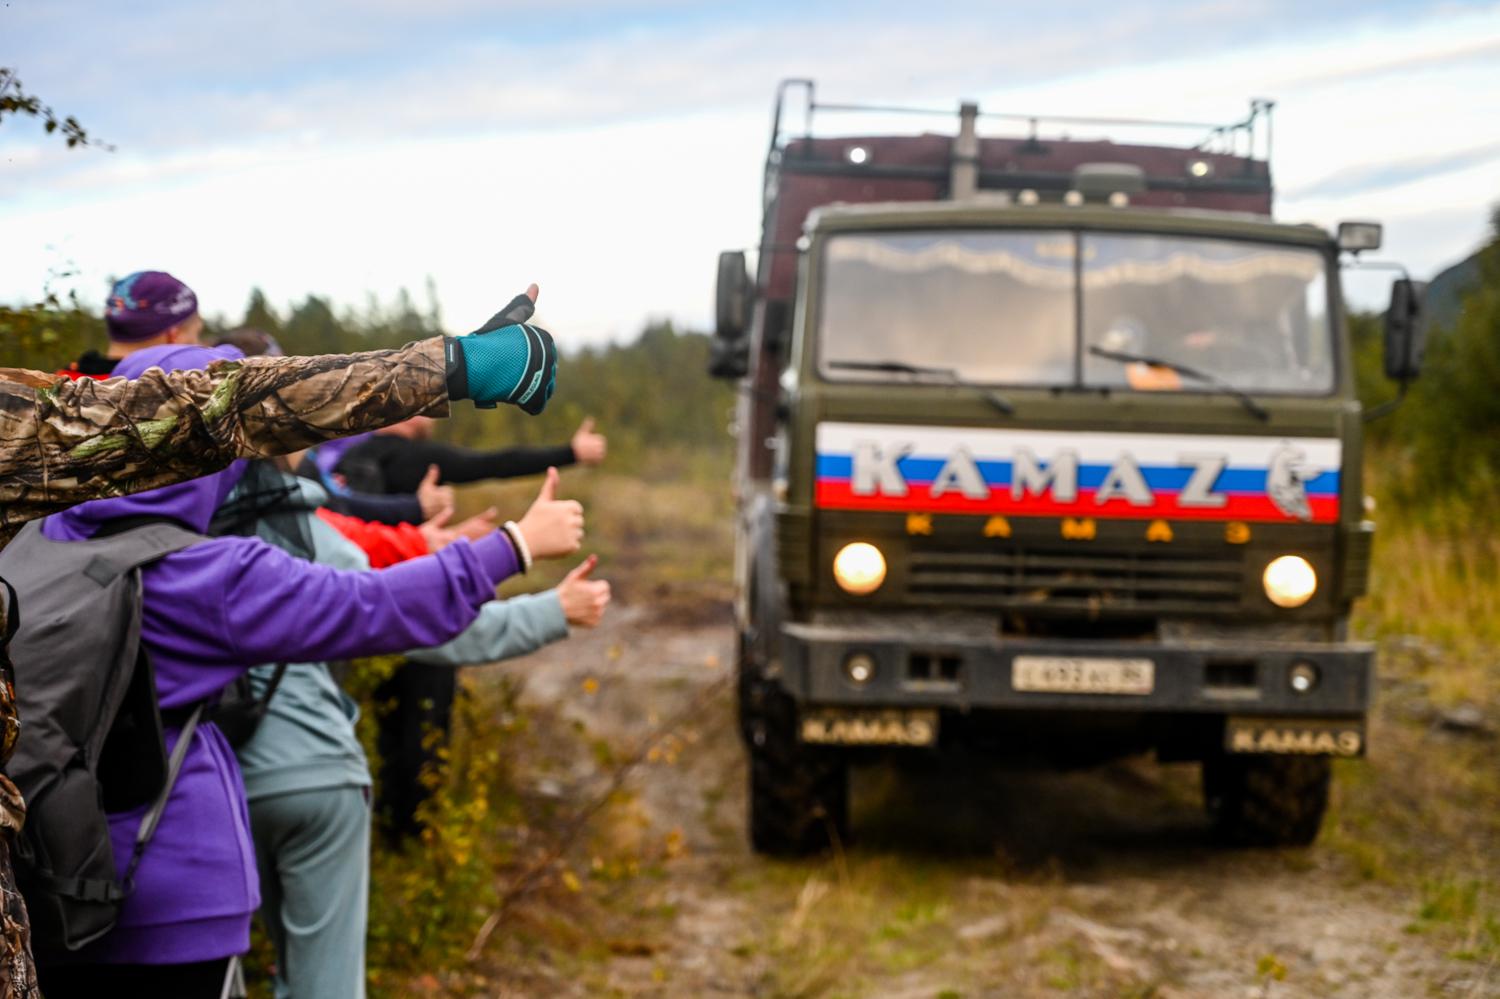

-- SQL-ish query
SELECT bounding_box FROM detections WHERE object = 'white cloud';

[2,1,1497,347]
[0,110,769,343]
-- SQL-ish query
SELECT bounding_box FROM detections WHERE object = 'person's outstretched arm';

[314,507,430,568]
[0,316,557,540]
[0,340,445,537]
[322,488,427,526]
[405,591,570,666]
[376,438,578,492]
[374,417,606,492]
[406,554,610,666]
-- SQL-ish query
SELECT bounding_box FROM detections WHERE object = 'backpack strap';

[1,577,18,644]
[252,662,290,719]
[82,518,206,587]
[122,702,204,888]
[27,872,129,905]
[161,662,289,733]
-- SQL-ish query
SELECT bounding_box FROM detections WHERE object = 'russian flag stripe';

[814,481,1340,522]
[814,455,1339,496]
[813,423,1342,524]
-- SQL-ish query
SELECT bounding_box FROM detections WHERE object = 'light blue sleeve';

[405,590,569,666]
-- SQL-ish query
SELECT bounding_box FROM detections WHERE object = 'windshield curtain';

[817,229,1335,395]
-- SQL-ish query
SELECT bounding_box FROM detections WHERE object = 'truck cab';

[711,81,1424,853]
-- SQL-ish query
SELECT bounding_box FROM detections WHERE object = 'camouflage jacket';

[0,337,447,997]
[0,337,447,543]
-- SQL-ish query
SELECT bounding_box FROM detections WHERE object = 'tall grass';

[1323,442,1500,966]
[1357,445,1500,702]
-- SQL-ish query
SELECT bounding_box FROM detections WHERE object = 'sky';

[2,0,1498,345]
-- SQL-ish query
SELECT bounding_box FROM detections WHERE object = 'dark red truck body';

[763,133,1273,300]
[737,119,1275,482]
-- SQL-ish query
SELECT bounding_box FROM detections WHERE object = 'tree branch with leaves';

[0,67,112,150]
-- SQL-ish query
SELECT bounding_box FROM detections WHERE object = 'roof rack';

[767,79,1275,172]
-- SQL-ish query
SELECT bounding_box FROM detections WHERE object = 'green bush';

[1353,208,1500,504]
[1398,212,1500,500]
[0,294,103,372]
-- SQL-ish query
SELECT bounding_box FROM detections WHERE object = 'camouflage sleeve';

[0,338,449,542]
[0,821,36,999]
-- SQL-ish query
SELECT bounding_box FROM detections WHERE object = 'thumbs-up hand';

[416,464,455,521]
[446,283,556,414]
[515,467,584,559]
[417,505,455,553]
[453,506,500,543]
[556,554,611,629]
[569,417,607,466]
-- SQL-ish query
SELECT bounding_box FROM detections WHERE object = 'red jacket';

[58,350,119,380]
[315,508,427,567]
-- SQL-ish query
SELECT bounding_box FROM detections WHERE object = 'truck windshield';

[818,230,1334,395]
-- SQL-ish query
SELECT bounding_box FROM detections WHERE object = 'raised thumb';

[536,466,559,502]
[578,417,595,435]
[420,463,441,488]
[564,553,598,582]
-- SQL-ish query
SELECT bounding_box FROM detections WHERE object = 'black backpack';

[0,519,208,953]
[0,519,287,956]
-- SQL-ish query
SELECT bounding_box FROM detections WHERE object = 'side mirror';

[1383,277,1427,381]
[708,336,749,380]
[715,250,751,339]
[1338,221,1383,254]
[709,251,752,379]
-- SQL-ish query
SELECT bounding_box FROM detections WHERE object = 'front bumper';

[780,621,1373,716]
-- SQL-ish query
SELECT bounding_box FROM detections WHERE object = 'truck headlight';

[833,542,887,595]
[1263,555,1317,608]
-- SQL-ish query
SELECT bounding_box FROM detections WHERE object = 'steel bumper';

[779,621,1373,716]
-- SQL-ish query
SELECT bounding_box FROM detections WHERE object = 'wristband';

[501,520,533,574]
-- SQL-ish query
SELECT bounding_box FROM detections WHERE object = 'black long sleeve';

[328,489,425,526]
[342,437,577,494]
[293,456,425,524]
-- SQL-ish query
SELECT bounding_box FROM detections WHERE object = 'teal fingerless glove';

[444,294,557,413]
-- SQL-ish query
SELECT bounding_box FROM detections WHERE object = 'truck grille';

[906,546,1245,615]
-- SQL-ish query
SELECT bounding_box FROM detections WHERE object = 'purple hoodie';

[40,345,520,965]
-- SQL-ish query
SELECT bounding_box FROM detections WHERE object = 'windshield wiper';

[1086,345,1269,422]
[827,359,1015,416]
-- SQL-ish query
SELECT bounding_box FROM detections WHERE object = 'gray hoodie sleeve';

[404,590,569,666]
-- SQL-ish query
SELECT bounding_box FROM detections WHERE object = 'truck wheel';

[742,676,849,856]
[1202,754,1332,847]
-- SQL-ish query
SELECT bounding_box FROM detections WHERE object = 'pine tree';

[241,288,283,335]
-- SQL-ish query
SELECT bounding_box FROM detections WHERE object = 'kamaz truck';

[709,80,1425,852]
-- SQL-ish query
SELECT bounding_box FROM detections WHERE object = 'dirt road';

[469,597,1494,999]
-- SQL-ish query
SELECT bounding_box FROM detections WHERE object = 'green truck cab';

[710,82,1425,853]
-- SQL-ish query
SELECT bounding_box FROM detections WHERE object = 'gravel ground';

[461,598,1493,999]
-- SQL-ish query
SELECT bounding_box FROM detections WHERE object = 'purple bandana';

[105,270,199,342]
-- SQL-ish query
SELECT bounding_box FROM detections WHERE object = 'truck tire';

[1201,754,1331,847]
[741,671,849,856]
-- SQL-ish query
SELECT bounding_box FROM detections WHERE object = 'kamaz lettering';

[816,423,1341,524]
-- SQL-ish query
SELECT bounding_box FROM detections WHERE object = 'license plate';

[800,708,938,747]
[1226,717,1364,757]
[1012,655,1155,695]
